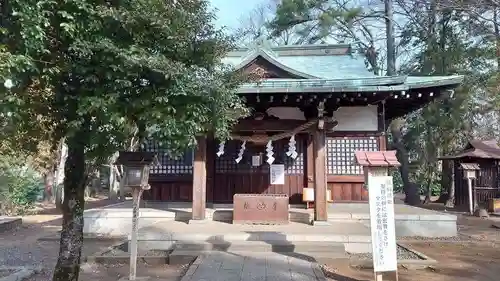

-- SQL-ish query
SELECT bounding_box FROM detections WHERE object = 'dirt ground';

[323,241,500,281]
[322,201,500,281]
[0,198,187,281]
[30,262,187,281]
[3,199,500,281]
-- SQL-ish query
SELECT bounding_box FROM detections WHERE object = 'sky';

[209,0,265,29]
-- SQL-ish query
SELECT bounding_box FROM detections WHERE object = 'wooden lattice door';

[213,135,306,204]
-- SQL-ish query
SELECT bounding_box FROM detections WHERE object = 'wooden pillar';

[313,129,328,221]
[306,134,314,188]
[206,136,215,204]
[192,136,207,220]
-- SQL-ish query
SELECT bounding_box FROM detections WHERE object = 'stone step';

[0,217,22,233]
[167,241,348,265]
[168,246,348,266]
[211,210,312,224]
[173,241,346,253]
[137,231,371,243]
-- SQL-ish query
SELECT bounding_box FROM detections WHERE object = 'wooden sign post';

[355,151,400,281]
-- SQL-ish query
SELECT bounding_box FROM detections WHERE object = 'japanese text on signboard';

[368,176,397,272]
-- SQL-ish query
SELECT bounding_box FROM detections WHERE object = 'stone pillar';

[191,136,207,222]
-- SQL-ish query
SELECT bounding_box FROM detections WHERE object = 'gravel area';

[0,269,17,278]
[100,246,170,257]
[348,245,422,261]
[398,234,471,242]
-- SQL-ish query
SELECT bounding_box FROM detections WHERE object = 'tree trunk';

[390,119,420,205]
[423,169,433,204]
[493,7,500,70]
[43,170,55,203]
[384,0,396,76]
[445,165,456,208]
[437,159,453,203]
[52,135,87,281]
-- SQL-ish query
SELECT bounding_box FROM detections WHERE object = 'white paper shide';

[270,164,285,185]
[368,176,397,272]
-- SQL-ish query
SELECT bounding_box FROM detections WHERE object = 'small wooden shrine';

[440,139,500,209]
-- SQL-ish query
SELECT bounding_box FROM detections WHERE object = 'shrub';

[0,156,43,215]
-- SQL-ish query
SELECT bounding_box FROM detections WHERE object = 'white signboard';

[270,164,285,185]
[368,176,397,272]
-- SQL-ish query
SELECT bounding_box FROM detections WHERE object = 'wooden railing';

[474,187,500,205]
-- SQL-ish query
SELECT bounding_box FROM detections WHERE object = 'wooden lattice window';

[142,140,193,175]
[326,136,379,175]
[215,136,305,174]
[215,140,252,173]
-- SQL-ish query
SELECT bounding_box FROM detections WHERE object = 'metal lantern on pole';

[115,151,157,281]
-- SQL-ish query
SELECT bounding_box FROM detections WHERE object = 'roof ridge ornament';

[249,39,279,58]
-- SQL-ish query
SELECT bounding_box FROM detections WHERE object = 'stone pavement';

[180,251,327,281]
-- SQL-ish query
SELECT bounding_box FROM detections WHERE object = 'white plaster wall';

[332,105,378,131]
[265,105,379,131]
[266,107,306,120]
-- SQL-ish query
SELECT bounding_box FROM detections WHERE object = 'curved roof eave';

[233,49,319,79]
[407,75,464,89]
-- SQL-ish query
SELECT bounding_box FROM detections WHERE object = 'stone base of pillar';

[311,220,331,226]
[188,219,209,224]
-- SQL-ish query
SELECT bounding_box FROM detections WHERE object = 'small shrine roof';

[354,151,400,167]
[223,43,463,93]
[440,140,500,160]
[459,163,480,170]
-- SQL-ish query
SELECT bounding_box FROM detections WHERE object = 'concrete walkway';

[181,251,327,281]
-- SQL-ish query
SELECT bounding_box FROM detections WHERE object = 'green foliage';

[0,155,43,215]
[1,1,249,278]
[267,0,365,45]
[391,169,404,193]
[0,0,248,165]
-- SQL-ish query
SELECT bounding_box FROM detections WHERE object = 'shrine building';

[141,43,463,222]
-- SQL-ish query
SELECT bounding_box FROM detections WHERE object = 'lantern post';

[116,151,157,281]
[459,163,480,215]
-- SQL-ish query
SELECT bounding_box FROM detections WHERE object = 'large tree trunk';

[436,159,453,203]
[390,118,420,205]
[423,169,433,204]
[384,0,396,76]
[52,134,87,281]
[445,165,456,208]
[43,170,55,203]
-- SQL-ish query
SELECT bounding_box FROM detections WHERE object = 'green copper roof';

[238,75,464,93]
[223,43,464,93]
[223,44,376,79]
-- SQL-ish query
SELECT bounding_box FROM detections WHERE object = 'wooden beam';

[313,128,328,221]
[234,119,337,132]
[234,119,308,132]
[192,136,207,220]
